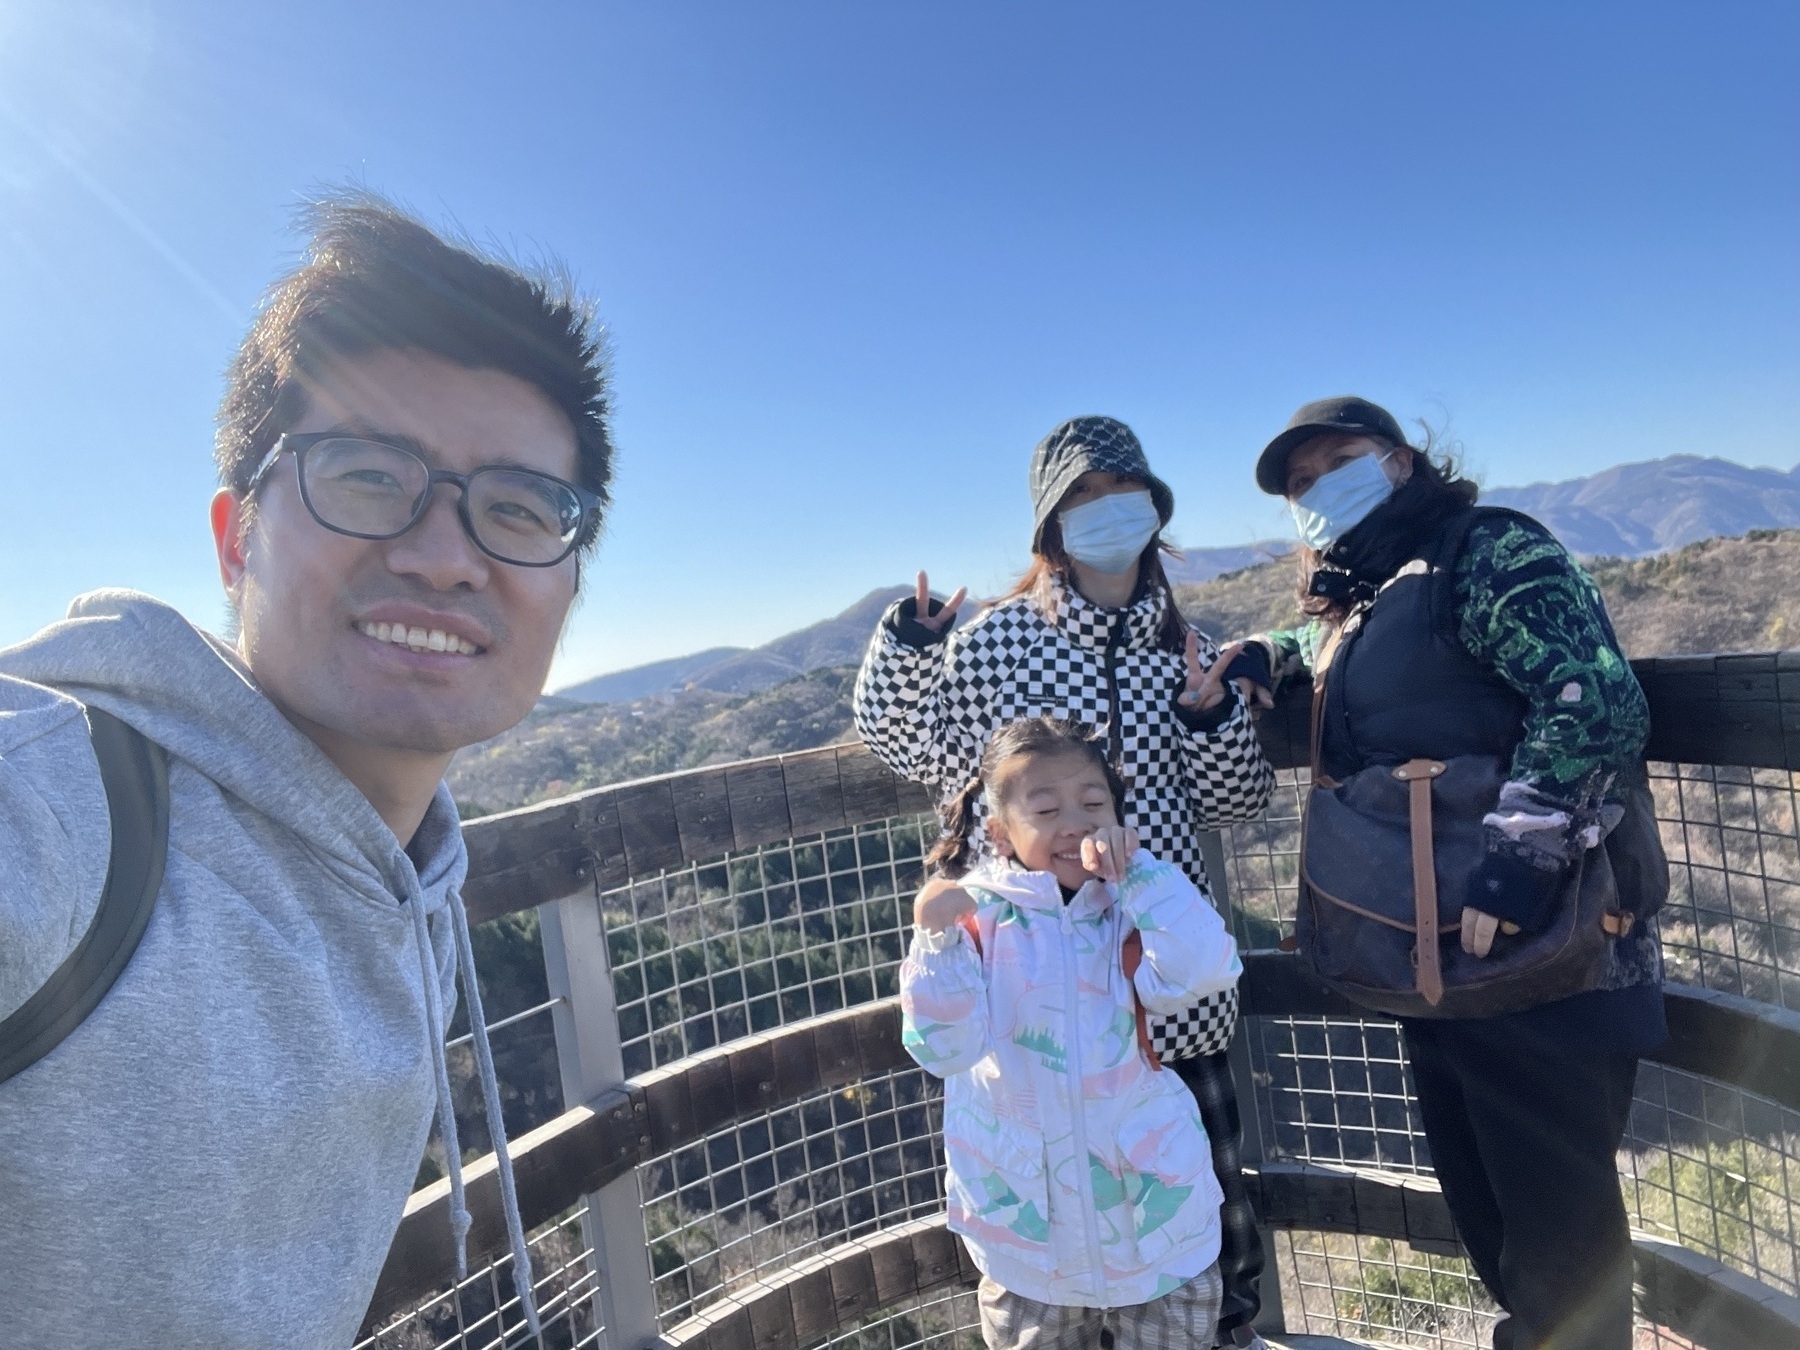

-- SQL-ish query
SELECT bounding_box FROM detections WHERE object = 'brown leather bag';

[1296,641,1654,1020]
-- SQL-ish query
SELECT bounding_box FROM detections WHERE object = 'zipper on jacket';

[1060,902,1110,1302]
[1102,616,1126,767]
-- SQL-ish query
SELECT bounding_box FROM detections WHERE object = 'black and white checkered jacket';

[853,577,1274,894]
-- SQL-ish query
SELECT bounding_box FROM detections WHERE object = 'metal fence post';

[540,886,663,1350]
[1199,828,1288,1339]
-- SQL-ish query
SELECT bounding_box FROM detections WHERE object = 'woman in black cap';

[1233,397,1666,1350]
[854,415,1276,1348]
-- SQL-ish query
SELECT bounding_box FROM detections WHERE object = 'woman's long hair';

[1000,517,1190,653]
[1294,425,1480,627]
[925,718,1128,879]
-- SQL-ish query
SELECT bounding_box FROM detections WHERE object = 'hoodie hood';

[0,590,540,1342]
[0,588,455,910]
[964,858,1116,920]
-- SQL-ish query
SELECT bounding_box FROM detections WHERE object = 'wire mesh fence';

[356,1202,602,1350]
[1651,763,1800,1011]
[1219,763,1800,1344]
[394,748,1800,1348]
[598,816,934,1078]
[641,1066,948,1329]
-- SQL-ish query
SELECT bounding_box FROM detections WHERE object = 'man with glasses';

[0,190,612,1347]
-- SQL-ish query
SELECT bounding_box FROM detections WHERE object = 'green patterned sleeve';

[1256,621,1330,679]
[1453,516,1649,805]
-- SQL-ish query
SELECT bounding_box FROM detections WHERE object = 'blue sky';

[1,2,1795,687]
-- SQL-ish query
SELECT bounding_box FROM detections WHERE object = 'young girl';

[855,414,1273,1345]
[900,718,1242,1350]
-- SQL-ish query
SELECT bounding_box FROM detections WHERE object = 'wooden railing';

[365,650,1800,1349]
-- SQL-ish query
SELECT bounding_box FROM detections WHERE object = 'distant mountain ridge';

[1163,541,1293,585]
[1482,455,1800,556]
[461,528,1800,816]
[553,452,1798,706]
[554,587,911,704]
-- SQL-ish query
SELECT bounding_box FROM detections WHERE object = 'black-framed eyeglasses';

[246,433,601,568]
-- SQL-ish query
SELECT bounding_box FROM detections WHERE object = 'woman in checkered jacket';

[853,415,1276,1347]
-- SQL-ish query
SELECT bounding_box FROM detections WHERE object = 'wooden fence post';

[541,885,663,1350]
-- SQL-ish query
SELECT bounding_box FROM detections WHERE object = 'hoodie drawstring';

[408,893,472,1271]
[409,885,542,1340]
[446,883,541,1339]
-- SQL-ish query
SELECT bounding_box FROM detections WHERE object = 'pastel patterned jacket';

[900,851,1242,1307]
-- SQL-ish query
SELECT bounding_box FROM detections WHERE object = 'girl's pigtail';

[926,774,984,879]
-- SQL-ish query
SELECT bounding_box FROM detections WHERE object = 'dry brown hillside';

[1175,528,1800,657]
[453,530,1800,815]
[1585,530,1800,655]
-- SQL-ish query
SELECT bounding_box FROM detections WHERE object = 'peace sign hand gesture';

[1176,634,1247,714]
[911,571,967,636]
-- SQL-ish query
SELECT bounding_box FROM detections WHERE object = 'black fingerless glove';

[1173,682,1240,734]
[1222,644,1272,694]
[1466,847,1567,934]
[883,596,958,649]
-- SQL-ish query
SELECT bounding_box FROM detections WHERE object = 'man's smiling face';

[215,346,581,761]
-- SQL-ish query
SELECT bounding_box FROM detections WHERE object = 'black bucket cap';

[1255,396,1406,495]
[1029,416,1173,552]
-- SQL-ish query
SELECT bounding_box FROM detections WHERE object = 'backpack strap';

[0,706,169,1085]
[958,910,1161,1071]
[1118,927,1161,1071]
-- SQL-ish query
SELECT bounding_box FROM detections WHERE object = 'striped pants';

[976,1264,1223,1350]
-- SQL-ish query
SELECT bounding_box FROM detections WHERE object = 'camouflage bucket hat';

[1029,416,1174,553]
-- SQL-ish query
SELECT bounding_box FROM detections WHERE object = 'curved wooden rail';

[384,648,1800,1343]
[654,1170,1800,1350]
[458,651,1800,928]
[368,957,1800,1343]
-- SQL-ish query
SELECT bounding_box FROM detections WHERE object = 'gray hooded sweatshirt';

[0,591,531,1348]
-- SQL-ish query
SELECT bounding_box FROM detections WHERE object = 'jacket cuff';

[912,922,965,955]
[1173,684,1241,735]
[883,597,956,650]
[1467,848,1566,933]
[1222,644,1272,692]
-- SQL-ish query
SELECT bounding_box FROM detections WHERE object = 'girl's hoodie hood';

[964,858,1116,919]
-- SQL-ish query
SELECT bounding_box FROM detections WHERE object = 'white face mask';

[1058,489,1161,575]
[1290,452,1396,551]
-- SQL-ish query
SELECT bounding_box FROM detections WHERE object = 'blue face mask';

[1290,452,1396,551]
[1058,489,1161,575]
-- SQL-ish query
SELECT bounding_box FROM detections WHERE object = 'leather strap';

[958,911,1160,1070]
[1391,758,1447,1006]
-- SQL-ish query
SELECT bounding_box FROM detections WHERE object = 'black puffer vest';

[1316,503,1667,926]
[1319,507,1531,783]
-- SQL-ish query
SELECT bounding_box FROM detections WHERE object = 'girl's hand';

[914,877,977,933]
[1177,634,1247,713]
[1080,826,1140,885]
[913,571,968,636]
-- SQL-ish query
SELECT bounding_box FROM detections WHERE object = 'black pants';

[1171,1049,1262,1340]
[1402,1019,1639,1350]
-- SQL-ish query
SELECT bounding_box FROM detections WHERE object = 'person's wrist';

[1222,644,1272,692]
[1466,848,1565,933]
[884,597,953,648]
[1174,682,1239,733]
